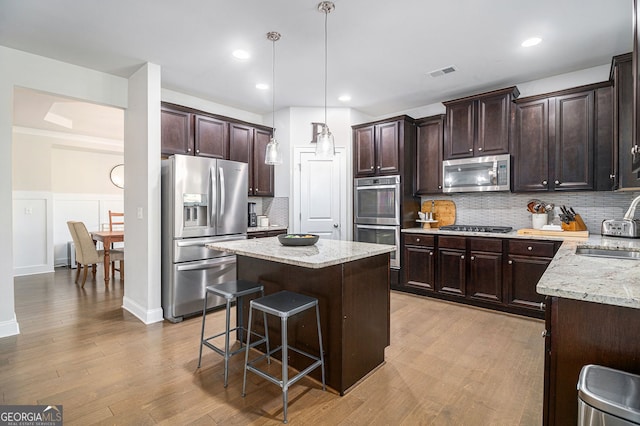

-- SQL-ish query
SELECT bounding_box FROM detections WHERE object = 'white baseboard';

[13,265,54,277]
[122,297,164,324]
[0,314,20,338]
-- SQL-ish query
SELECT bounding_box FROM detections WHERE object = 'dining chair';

[67,221,124,288]
[108,210,125,277]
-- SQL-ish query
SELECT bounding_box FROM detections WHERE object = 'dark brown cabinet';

[247,229,285,239]
[161,103,229,158]
[402,234,436,292]
[543,296,640,425]
[353,116,415,177]
[513,82,613,192]
[443,87,519,160]
[400,233,558,318]
[229,123,274,197]
[415,115,445,194]
[504,239,559,318]
[436,236,466,297]
[610,53,640,189]
[467,238,503,305]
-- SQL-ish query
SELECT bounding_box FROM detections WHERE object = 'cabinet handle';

[541,330,550,338]
[508,260,513,265]
[542,180,548,186]
[527,246,533,251]
[554,180,560,185]
[478,147,483,151]
[470,256,475,261]
[461,255,465,259]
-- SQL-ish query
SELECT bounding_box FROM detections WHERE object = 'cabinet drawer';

[404,233,435,247]
[438,236,466,249]
[469,237,503,253]
[508,240,556,257]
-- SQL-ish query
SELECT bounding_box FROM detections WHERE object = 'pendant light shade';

[265,31,283,165]
[315,1,336,158]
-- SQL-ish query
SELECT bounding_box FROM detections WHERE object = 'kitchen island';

[536,236,640,426]
[205,237,395,395]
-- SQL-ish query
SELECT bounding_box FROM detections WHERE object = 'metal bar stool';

[242,290,325,424]
[198,280,270,387]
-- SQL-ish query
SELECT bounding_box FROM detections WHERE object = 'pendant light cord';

[323,6,328,127]
[272,36,276,136]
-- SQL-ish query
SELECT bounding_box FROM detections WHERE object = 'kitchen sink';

[575,246,640,260]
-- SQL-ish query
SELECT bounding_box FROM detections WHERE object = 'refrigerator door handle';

[176,257,235,272]
[219,166,226,219]
[209,166,216,228]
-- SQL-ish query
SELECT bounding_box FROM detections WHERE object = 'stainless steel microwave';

[442,154,511,193]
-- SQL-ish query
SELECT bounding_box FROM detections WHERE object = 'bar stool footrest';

[246,344,323,389]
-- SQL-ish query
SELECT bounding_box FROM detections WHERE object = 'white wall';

[0,45,128,338]
[162,88,263,124]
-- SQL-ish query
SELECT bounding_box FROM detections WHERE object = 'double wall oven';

[354,175,401,268]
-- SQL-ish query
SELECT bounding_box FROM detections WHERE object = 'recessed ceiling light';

[256,83,269,90]
[521,37,542,47]
[338,94,351,102]
[232,49,250,60]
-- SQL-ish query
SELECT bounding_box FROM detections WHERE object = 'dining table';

[91,230,124,286]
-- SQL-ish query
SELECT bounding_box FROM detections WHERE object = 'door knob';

[333,224,339,228]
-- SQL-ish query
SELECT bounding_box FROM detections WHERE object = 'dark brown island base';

[206,237,395,395]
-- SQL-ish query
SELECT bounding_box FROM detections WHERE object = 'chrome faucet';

[623,194,640,220]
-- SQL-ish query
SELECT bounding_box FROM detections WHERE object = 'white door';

[293,147,347,240]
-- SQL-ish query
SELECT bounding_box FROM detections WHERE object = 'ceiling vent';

[428,65,456,78]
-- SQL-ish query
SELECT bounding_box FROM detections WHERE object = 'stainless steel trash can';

[578,364,640,425]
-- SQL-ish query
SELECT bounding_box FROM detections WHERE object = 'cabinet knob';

[527,246,533,251]
[542,180,548,186]
[478,147,483,151]
[438,185,442,189]
[377,165,381,169]
[470,256,475,261]
[468,148,473,152]
[461,255,465,260]
[196,149,200,154]
[540,302,546,310]
[429,252,433,256]
[554,180,560,185]
[508,260,513,265]
[541,330,550,338]
[416,238,420,242]
[610,174,616,179]
[632,145,640,155]
[187,148,192,152]
[370,166,374,170]
[249,188,253,191]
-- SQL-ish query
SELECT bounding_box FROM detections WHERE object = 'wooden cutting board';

[517,228,589,238]
[420,200,456,228]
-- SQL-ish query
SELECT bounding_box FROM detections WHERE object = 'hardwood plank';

[0,268,544,425]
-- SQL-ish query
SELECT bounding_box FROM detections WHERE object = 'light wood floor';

[1,268,544,425]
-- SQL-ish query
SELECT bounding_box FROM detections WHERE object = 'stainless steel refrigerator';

[161,154,248,322]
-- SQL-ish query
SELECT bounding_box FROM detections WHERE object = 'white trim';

[122,297,164,324]
[12,190,54,276]
[13,126,123,152]
[14,265,54,277]
[0,313,20,338]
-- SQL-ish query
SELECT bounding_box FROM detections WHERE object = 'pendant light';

[315,1,336,158]
[265,31,283,165]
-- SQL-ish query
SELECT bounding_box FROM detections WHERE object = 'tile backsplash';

[248,196,289,228]
[420,191,640,232]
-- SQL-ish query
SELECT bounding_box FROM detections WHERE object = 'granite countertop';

[536,235,640,309]
[247,225,288,233]
[401,226,574,241]
[206,237,395,269]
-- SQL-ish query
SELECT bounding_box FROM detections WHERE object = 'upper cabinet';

[443,87,519,160]
[353,116,415,177]
[513,83,613,192]
[162,102,274,197]
[161,103,228,158]
[415,115,445,195]
[611,53,640,189]
[229,123,274,197]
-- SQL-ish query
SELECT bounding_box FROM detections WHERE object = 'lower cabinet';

[400,233,558,318]
[247,229,286,239]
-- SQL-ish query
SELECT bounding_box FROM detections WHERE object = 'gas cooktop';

[439,225,513,233]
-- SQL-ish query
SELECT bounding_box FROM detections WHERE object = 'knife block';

[561,214,588,231]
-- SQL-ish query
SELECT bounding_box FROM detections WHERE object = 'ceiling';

[1,0,633,139]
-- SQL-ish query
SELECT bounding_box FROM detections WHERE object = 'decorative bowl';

[277,234,319,246]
